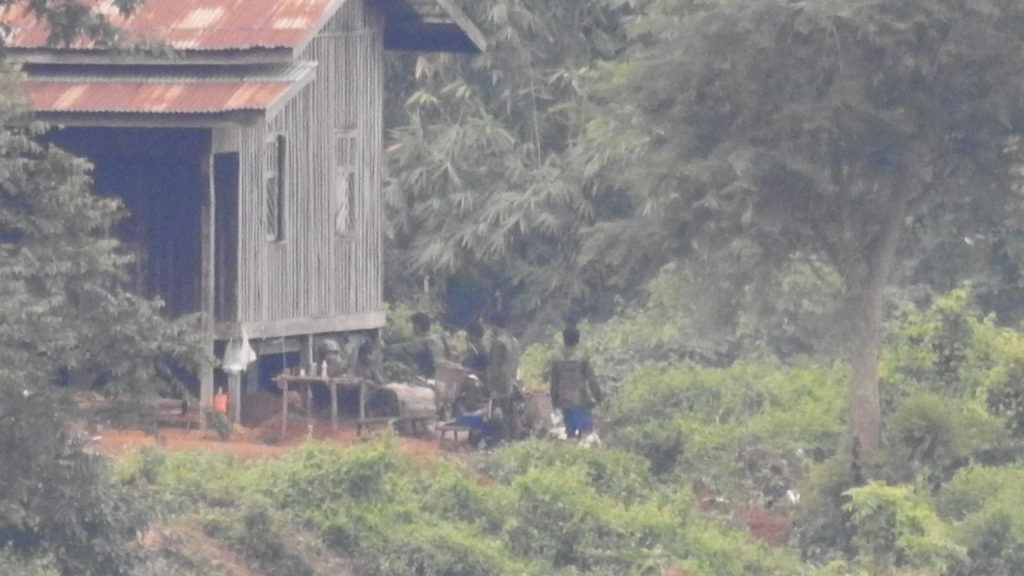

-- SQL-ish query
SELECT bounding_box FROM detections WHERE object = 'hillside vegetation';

[14,289,1013,576]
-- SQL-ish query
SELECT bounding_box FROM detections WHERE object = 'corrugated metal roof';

[3,0,483,57]
[22,61,316,114]
[2,0,342,51]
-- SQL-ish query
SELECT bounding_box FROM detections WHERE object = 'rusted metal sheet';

[22,62,315,114]
[2,0,343,50]
[2,0,483,54]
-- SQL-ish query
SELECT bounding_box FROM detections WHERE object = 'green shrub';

[0,549,58,576]
[503,465,677,571]
[487,440,656,504]
[373,520,530,576]
[883,289,1024,442]
[419,459,511,530]
[128,448,242,509]
[937,466,1024,576]
[120,433,811,576]
[205,409,233,440]
[881,392,1006,486]
[796,452,859,563]
[844,482,961,572]
[603,359,843,499]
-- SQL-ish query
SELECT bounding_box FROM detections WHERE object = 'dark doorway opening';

[47,127,210,318]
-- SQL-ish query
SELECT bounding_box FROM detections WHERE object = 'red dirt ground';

[94,416,448,460]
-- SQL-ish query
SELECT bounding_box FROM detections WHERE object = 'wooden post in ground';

[330,381,338,431]
[199,145,215,430]
[228,372,242,424]
[280,379,289,440]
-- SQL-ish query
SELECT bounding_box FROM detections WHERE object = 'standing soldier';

[485,310,520,441]
[461,319,489,375]
[548,326,603,439]
[390,312,449,379]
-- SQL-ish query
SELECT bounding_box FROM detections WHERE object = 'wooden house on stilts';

[2,0,484,425]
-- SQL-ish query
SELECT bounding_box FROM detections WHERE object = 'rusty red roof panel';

[24,80,287,113]
[2,0,341,51]
[21,62,316,114]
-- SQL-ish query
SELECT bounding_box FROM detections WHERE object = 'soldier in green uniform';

[485,310,520,441]
[389,313,449,379]
[410,312,448,378]
[461,319,488,375]
[547,326,602,439]
[353,340,383,385]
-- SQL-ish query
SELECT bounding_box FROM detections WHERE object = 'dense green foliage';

[387,0,1024,460]
[11,0,1024,574]
[121,437,805,576]
[89,290,1023,576]
[0,9,203,567]
[385,1,634,328]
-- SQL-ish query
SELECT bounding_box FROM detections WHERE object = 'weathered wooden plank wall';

[227,0,384,332]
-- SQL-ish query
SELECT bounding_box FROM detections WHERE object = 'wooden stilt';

[199,145,215,430]
[281,378,289,439]
[330,381,338,432]
[228,372,242,424]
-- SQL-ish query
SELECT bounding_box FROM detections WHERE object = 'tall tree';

[0,2,203,571]
[578,0,1024,461]
[385,0,630,326]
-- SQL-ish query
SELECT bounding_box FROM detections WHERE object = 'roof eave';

[383,23,480,53]
[379,0,486,54]
[32,109,265,128]
[432,0,485,53]
[265,61,317,122]
[4,46,298,66]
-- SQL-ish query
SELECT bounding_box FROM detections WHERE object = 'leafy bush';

[936,466,1024,576]
[486,440,656,504]
[480,439,803,576]
[880,392,1006,486]
[0,549,58,576]
[0,388,151,576]
[883,289,1024,443]
[796,452,859,563]
[844,482,961,572]
[200,500,318,576]
[603,359,844,499]
[504,465,679,572]
[126,437,810,576]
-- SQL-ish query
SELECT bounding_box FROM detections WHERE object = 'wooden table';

[273,374,366,438]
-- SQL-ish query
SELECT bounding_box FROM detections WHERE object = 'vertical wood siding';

[232,0,384,327]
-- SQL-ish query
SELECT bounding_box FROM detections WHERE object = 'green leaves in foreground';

[122,437,804,576]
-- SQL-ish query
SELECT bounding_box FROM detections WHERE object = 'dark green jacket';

[547,347,602,410]
[486,331,520,398]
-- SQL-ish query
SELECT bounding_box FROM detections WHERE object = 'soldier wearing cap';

[318,338,347,377]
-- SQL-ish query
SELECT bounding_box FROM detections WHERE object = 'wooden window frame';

[334,127,357,238]
[264,133,287,242]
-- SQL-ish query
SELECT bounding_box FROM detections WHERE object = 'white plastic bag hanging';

[221,327,257,375]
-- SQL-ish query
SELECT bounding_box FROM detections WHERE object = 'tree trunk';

[847,286,884,460]
[846,181,911,464]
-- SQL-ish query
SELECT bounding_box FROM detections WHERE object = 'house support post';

[228,372,242,424]
[199,149,216,428]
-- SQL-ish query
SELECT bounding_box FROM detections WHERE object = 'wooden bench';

[438,423,472,444]
[153,398,200,430]
[356,415,434,437]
